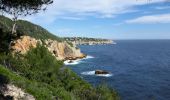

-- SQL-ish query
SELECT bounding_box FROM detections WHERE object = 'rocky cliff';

[10,36,85,60]
[44,39,85,60]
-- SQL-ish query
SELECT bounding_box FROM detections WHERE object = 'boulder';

[68,60,73,63]
[95,70,110,75]
[0,84,35,100]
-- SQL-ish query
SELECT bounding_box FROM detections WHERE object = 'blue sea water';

[67,40,170,100]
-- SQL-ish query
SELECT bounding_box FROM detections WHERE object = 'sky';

[16,0,170,39]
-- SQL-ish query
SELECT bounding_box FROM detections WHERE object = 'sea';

[64,40,170,100]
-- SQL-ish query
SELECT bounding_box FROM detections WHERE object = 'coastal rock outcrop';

[10,36,85,60]
[95,70,110,75]
[45,39,86,60]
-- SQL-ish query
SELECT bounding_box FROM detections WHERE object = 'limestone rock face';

[45,39,85,60]
[10,36,85,60]
[10,36,41,54]
[0,84,35,100]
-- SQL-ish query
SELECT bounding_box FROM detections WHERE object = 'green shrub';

[0,28,10,53]
[96,84,120,100]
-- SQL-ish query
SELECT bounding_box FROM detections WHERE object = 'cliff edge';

[10,36,86,60]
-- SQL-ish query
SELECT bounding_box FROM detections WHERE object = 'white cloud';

[20,0,165,24]
[126,13,170,24]
[60,16,85,20]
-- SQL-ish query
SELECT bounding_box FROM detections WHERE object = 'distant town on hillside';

[64,37,115,45]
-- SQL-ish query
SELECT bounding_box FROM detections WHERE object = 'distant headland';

[64,37,116,45]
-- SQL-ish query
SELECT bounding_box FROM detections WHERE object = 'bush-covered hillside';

[0,15,63,41]
[0,45,119,100]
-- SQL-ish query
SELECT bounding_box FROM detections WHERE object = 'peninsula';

[64,37,116,45]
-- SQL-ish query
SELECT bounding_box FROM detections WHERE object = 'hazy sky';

[20,0,170,39]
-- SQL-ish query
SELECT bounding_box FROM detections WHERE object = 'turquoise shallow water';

[67,40,170,100]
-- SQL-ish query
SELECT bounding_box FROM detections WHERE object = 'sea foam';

[64,55,94,65]
[83,55,94,59]
[64,59,81,65]
[81,71,95,75]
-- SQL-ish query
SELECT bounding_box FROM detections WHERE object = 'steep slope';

[0,15,63,41]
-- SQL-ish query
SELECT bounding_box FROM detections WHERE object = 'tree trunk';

[12,9,17,35]
[3,60,7,68]
[9,20,17,51]
[12,22,16,35]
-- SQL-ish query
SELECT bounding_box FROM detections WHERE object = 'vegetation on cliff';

[0,44,119,100]
[0,15,63,41]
